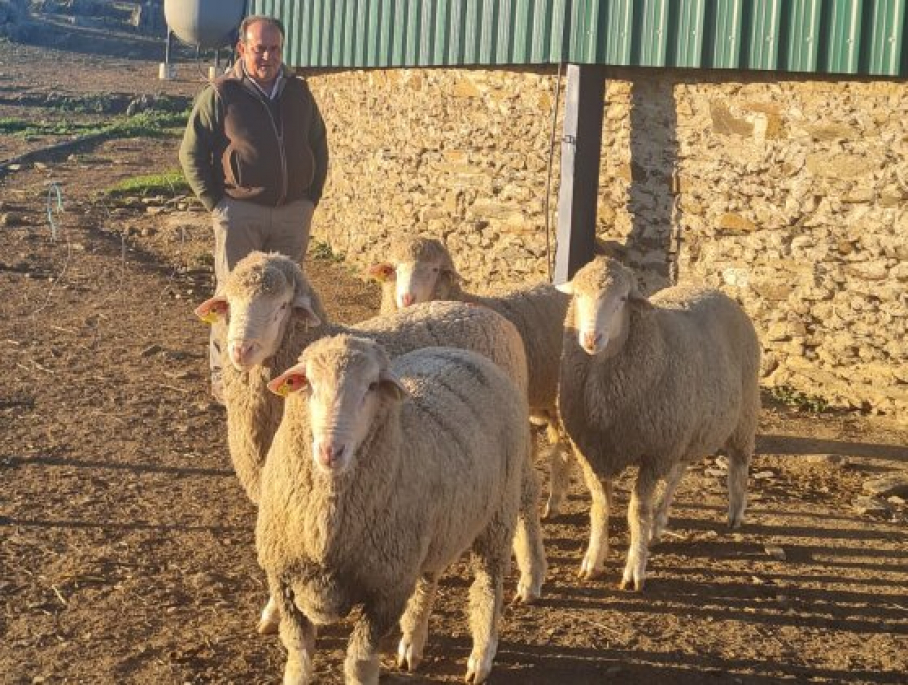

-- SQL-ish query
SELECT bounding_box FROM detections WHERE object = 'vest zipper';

[256,95,288,206]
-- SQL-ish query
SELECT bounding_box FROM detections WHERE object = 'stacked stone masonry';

[303,66,907,420]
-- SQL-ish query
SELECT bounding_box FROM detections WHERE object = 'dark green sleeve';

[179,87,224,212]
[307,92,329,206]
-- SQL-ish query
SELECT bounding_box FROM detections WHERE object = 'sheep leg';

[271,575,316,685]
[257,592,280,635]
[397,572,439,672]
[543,418,573,519]
[345,589,409,685]
[578,458,613,580]
[621,467,658,591]
[727,443,753,528]
[513,461,547,604]
[465,542,508,684]
[651,463,687,543]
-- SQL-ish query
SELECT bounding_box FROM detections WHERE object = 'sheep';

[368,236,575,518]
[556,256,760,591]
[257,335,538,684]
[194,251,545,630]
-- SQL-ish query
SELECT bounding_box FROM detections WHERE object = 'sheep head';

[268,335,407,475]
[556,256,650,358]
[369,236,461,310]
[194,251,322,370]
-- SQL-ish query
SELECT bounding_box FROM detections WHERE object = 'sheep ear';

[195,296,229,324]
[555,282,573,295]
[378,369,408,401]
[292,294,322,326]
[627,292,653,310]
[267,365,309,397]
[442,264,463,283]
[366,262,396,282]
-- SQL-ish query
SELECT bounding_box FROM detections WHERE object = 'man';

[180,15,329,404]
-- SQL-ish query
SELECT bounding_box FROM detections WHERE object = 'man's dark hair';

[239,15,285,43]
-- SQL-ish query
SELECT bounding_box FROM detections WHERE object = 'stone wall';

[303,66,907,419]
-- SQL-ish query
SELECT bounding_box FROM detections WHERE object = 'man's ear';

[267,363,309,397]
[366,263,395,283]
[378,368,408,401]
[555,282,574,295]
[292,294,322,327]
[195,296,229,324]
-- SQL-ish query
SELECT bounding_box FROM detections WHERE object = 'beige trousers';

[209,196,315,378]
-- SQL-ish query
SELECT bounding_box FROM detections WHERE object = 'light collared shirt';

[242,62,283,100]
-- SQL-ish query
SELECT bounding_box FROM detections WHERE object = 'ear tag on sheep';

[367,263,394,282]
[268,373,307,397]
[195,300,228,325]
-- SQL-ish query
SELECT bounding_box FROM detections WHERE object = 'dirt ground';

[1,23,907,685]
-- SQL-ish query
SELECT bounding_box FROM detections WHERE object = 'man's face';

[238,21,283,85]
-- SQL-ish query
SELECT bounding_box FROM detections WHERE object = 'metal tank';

[164,0,246,49]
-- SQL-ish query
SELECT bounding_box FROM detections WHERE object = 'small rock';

[852,495,890,516]
[863,474,908,498]
[764,545,786,561]
[0,212,24,227]
[34,162,48,171]
[141,344,164,357]
[750,575,766,585]
[887,495,905,506]
[753,470,776,481]
[806,454,848,466]
[715,455,729,469]
[705,468,726,478]
[146,206,164,215]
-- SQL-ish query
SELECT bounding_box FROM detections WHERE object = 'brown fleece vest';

[214,75,316,207]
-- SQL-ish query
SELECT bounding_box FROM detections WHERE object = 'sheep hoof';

[619,576,645,592]
[512,582,541,605]
[396,638,424,672]
[578,558,605,580]
[465,651,494,684]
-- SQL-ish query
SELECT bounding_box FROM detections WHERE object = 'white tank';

[164,0,246,49]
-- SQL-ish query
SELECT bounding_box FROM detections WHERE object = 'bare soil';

[1,28,907,685]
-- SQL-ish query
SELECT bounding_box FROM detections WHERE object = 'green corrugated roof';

[250,0,908,77]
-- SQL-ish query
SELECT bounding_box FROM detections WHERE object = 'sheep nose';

[581,331,601,352]
[229,341,256,367]
[400,293,415,307]
[317,442,345,468]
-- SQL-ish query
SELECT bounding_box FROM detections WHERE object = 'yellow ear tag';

[199,310,220,325]
[274,381,292,397]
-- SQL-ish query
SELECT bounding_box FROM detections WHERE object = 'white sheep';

[368,236,575,518]
[257,335,539,684]
[194,251,545,630]
[556,256,761,591]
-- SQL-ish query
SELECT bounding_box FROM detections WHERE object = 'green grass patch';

[0,110,189,141]
[767,385,830,413]
[106,170,190,198]
[309,239,345,262]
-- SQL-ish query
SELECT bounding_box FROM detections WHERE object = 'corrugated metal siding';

[249,0,908,77]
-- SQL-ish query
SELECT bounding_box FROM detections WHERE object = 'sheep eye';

[368,381,379,392]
